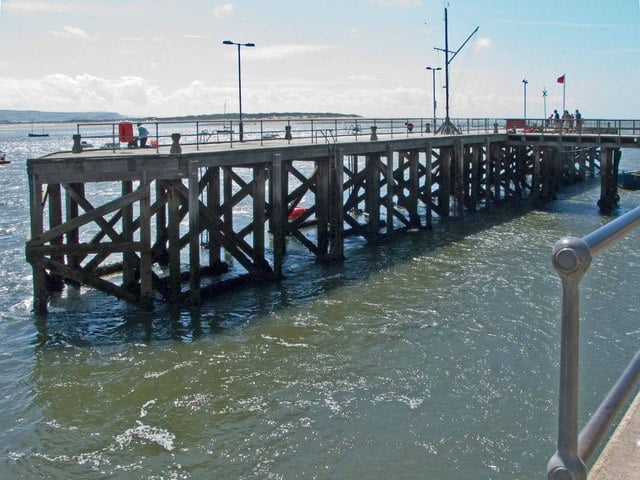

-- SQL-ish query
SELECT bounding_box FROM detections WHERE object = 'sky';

[0,0,639,119]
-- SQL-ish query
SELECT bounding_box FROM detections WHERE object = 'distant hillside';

[0,110,361,124]
[0,110,127,123]
[137,112,362,122]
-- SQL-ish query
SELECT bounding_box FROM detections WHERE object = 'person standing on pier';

[575,109,583,133]
[562,110,571,132]
[137,123,149,148]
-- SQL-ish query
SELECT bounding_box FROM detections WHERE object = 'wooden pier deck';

[26,122,640,313]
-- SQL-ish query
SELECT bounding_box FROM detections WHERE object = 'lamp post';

[223,40,255,142]
[426,66,442,131]
[522,78,528,128]
[542,87,548,121]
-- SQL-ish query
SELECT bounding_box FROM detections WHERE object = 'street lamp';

[426,66,442,131]
[542,87,548,121]
[522,78,528,128]
[223,40,255,142]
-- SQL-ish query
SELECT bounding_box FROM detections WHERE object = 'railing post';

[170,133,182,155]
[547,236,591,480]
[72,134,82,153]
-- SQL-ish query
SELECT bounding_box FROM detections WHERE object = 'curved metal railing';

[547,205,640,480]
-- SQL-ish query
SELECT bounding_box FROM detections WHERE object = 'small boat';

[0,151,9,165]
[288,206,309,221]
[28,122,49,137]
[80,140,94,148]
[618,171,640,190]
[262,133,280,140]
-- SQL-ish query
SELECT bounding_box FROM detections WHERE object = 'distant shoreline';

[0,110,362,125]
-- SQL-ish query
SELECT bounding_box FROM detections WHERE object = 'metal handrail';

[547,205,640,480]
[72,117,639,152]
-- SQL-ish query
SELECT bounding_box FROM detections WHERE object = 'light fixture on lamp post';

[223,40,255,142]
[522,78,528,129]
[425,66,442,131]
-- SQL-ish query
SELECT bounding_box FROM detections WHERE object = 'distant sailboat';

[28,122,49,137]
[217,99,234,134]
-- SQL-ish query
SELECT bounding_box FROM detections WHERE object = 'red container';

[118,122,134,143]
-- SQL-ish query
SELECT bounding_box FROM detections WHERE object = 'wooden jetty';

[25,118,640,313]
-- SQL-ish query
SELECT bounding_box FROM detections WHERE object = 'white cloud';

[50,25,91,40]
[245,44,334,61]
[475,37,493,50]
[4,0,109,14]
[369,0,422,6]
[213,3,233,18]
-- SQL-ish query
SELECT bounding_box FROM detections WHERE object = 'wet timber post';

[25,130,639,313]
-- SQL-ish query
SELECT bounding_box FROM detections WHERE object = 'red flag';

[557,74,565,84]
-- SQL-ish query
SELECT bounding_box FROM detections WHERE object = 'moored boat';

[618,171,640,190]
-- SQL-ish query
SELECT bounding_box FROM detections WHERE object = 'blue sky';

[0,0,638,118]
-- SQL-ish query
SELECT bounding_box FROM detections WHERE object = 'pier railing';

[547,206,640,480]
[74,117,499,150]
[73,117,640,152]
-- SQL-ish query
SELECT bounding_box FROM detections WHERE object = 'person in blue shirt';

[137,123,149,148]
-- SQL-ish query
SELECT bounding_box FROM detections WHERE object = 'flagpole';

[562,76,566,113]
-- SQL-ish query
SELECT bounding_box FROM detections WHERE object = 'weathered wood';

[37,257,148,308]
[65,183,83,281]
[385,146,394,234]
[28,132,618,313]
[270,154,285,277]
[138,175,153,306]
[424,142,433,229]
[28,175,47,314]
[328,148,345,260]
[188,161,201,303]
[206,166,222,269]
[365,154,381,238]
[30,242,143,255]
[484,141,492,206]
[167,180,182,299]
[408,150,420,227]
[28,187,145,246]
[316,157,330,255]
[253,165,268,272]
[122,180,136,289]
[47,183,64,291]
[154,181,169,266]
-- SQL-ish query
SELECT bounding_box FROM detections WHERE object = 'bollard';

[284,125,292,141]
[425,123,431,133]
[170,133,181,154]
[370,126,378,141]
[72,134,83,153]
[493,122,499,134]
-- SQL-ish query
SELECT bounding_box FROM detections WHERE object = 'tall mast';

[444,7,451,120]
[434,6,479,134]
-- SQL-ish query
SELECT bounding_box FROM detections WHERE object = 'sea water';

[1,123,640,479]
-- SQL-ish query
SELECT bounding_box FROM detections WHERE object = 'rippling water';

[2,123,640,479]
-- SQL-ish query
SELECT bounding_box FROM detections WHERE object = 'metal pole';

[237,44,243,142]
[522,79,528,127]
[426,67,442,130]
[432,69,437,128]
[224,40,254,142]
[444,8,450,121]
[543,87,548,121]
